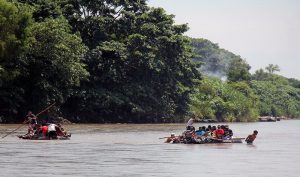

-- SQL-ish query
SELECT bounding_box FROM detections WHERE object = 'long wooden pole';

[1,102,56,139]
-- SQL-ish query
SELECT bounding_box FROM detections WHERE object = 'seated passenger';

[215,125,224,139]
[48,123,58,139]
[165,133,180,143]
[195,127,206,136]
[211,126,217,137]
[41,124,48,138]
[207,125,212,131]
[223,125,233,139]
[182,128,196,144]
[34,124,43,137]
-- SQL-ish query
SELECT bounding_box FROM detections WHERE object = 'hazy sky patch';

[148,0,300,79]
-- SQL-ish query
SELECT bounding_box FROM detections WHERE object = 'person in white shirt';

[186,117,196,130]
[48,123,57,139]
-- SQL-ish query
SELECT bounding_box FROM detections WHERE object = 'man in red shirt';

[41,124,48,138]
[215,125,225,139]
[245,130,258,144]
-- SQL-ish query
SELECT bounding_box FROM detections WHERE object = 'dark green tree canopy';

[63,6,201,123]
[0,0,201,123]
[227,58,251,82]
[0,0,32,82]
[1,0,300,123]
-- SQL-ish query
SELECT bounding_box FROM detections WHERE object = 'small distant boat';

[198,119,217,123]
[259,116,276,122]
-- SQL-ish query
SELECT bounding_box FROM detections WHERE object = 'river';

[0,120,300,177]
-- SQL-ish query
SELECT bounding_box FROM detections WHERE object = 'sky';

[148,0,300,79]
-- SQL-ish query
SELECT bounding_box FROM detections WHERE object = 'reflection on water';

[1,120,300,177]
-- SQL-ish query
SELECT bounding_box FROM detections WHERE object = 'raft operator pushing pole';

[1,102,56,139]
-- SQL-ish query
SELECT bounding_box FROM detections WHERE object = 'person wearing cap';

[245,130,258,144]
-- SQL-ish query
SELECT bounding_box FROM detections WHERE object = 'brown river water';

[0,120,300,177]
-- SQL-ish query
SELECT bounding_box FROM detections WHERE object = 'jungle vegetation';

[0,0,299,123]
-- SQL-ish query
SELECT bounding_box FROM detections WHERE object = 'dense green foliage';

[59,1,201,123]
[0,0,200,123]
[0,0,32,119]
[190,77,259,122]
[251,70,300,118]
[21,18,89,109]
[1,0,299,123]
[190,38,256,122]
[190,39,300,121]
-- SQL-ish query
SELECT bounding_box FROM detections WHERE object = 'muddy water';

[0,120,300,177]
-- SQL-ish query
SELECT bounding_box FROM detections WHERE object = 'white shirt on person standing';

[186,118,195,127]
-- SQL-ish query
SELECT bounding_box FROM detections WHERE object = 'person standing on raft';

[186,115,196,130]
[26,111,38,134]
[245,130,258,144]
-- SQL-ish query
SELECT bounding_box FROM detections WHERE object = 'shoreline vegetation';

[0,117,297,125]
[1,0,300,124]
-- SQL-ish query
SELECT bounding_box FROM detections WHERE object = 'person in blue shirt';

[195,126,206,136]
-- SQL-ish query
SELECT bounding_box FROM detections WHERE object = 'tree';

[265,64,280,74]
[190,77,259,122]
[252,68,268,81]
[0,0,32,121]
[62,6,201,123]
[250,80,300,118]
[18,18,88,117]
[59,0,149,49]
[227,58,251,82]
[0,0,32,81]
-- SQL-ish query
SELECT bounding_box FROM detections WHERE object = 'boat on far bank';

[198,118,217,123]
[258,116,288,122]
[259,116,276,122]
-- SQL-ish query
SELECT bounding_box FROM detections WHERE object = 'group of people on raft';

[165,117,258,144]
[19,111,70,140]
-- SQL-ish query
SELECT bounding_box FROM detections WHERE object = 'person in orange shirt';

[245,130,258,144]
